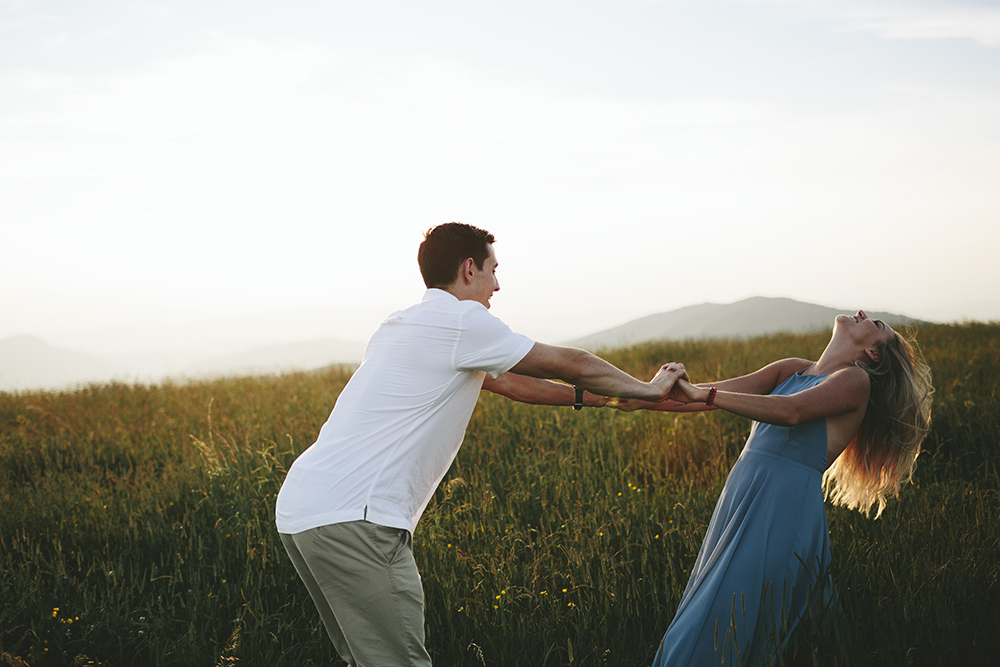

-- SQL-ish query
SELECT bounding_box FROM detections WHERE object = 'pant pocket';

[371,523,408,565]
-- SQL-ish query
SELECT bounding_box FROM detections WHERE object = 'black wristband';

[573,386,584,411]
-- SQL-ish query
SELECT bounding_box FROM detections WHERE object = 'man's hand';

[662,362,688,380]
[649,362,687,401]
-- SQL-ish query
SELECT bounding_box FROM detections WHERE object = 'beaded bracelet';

[706,387,718,407]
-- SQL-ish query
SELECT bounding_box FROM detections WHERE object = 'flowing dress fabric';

[652,371,838,667]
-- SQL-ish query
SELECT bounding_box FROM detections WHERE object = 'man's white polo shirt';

[275,289,535,535]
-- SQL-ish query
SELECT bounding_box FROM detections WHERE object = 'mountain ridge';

[2,297,927,392]
[0,335,365,392]
[563,296,924,350]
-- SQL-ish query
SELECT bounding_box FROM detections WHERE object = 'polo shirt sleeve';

[455,306,535,378]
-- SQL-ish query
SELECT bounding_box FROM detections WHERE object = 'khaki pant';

[280,521,433,667]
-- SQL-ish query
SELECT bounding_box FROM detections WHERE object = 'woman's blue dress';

[652,371,839,666]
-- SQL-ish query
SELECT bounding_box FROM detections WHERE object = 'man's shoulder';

[415,290,498,320]
[380,292,495,334]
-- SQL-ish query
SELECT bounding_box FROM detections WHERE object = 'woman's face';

[835,309,895,350]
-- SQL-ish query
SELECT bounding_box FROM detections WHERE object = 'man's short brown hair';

[417,222,496,288]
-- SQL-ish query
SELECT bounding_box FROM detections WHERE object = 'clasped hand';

[650,362,688,400]
[657,363,705,403]
[607,362,701,410]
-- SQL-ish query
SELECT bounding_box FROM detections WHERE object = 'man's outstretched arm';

[481,372,608,406]
[502,342,682,402]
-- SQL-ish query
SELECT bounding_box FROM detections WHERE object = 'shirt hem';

[276,508,415,535]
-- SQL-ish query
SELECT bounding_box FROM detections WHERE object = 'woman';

[627,310,933,666]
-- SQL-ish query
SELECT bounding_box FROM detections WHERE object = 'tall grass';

[1,324,997,666]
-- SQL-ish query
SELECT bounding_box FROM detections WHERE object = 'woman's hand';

[607,397,640,411]
[671,378,710,404]
[610,397,694,412]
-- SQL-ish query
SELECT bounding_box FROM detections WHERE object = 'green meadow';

[1,323,998,666]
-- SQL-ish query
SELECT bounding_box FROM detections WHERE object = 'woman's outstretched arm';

[673,367,871,426]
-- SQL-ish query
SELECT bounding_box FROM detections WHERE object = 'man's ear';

[460,257,476,284]
[865,346,880,363]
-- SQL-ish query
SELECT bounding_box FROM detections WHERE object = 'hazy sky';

[3,0,999,356]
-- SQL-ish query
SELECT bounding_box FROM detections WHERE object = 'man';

[275,222,683,666]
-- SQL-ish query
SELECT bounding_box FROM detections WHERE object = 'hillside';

[0,334,121,391]
[0,335,365,392]
[2,297,926,391]
[0,322,995,665]
[565,296,924,350]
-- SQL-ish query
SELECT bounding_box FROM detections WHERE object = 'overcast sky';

[3,0,999,356]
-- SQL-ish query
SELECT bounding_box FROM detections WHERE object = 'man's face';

[470,244,500,309]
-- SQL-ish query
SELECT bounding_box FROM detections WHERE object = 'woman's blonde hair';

[822,331,934,518]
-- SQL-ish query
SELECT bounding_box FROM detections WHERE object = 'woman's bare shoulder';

[817,365,872,400]
[771,357,816,383]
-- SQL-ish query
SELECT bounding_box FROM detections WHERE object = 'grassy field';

[1,323,998,666]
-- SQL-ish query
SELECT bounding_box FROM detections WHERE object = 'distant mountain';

[0,335,123,391]
[0,334,366,393]
[2,297,927,392]
[189,338,366,377]
[564,297,925,350]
